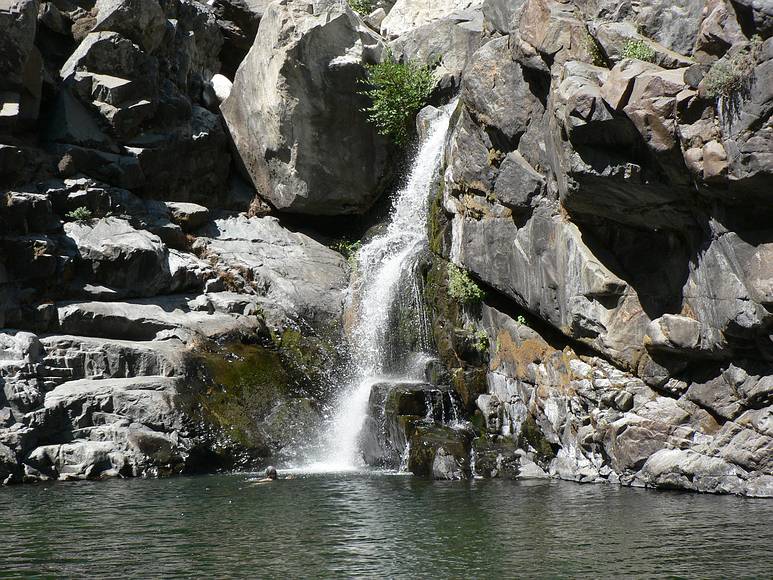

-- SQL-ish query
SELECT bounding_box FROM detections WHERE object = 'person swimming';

[256,466,278,483]
[252,465,295,484]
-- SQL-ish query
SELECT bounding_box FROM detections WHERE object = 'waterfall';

[309,104,455,471]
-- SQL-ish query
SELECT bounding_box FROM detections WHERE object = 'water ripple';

[1,474,772,579]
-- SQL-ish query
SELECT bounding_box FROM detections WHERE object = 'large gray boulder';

[60,32,159,95]
[461,36,544,145]
[380,0,484,39]
[64,217,172,297]
[91,0,167,53]
[221,0,390,215]
[482,0,525,34]
[56,295,264,341]
[44,376,182,431]
[0,330,201,484]
[36,334,185,388]
[22,375,189,481]
[389,9,483,85]
[635,0,704,56]
[194,216,350,325]
[0,0,42,125]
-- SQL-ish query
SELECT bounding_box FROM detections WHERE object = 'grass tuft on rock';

[447,263,485,305]
[622,39,656,62]
[347,0,373,14]
[703,37,762,98]
[471,329,488,353]
[360,56,434,146]
[65,206,93,221]
[333,239,362,269]
[584,32,605,67]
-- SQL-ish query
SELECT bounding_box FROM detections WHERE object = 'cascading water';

[308,103,455,471]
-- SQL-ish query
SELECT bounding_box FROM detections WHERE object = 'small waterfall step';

[360,380,472,479]
[405,353,450,386]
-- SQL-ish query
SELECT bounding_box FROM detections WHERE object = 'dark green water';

[2,472,772,579]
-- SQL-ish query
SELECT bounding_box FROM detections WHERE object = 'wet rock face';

[222,0,391,216]
[361,381,459,467]
[408,425,472,480]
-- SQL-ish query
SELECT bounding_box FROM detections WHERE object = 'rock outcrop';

[0,0,359,483]
[222,0,392,215]
[424,0,773,496]
[0,205,350,481]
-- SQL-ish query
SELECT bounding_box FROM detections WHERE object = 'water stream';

[309,105,454,471]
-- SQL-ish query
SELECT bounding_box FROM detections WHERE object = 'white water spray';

[308,105,455,471]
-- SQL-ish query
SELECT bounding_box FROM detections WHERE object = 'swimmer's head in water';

[265,466,278,480]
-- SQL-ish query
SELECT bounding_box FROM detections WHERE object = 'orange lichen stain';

[680,301,697,320]
[490,330,552,380]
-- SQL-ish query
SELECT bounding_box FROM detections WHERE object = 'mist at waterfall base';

[300,105,455,473]
[3,473,772,578]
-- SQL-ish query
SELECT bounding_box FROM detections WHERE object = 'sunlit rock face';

[0,0,358,483]
[222,0,391,216]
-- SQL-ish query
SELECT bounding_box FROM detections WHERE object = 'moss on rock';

[428,179,448,256]
[424,257,489,412]
[196,342,292,452]
[408,424,472,478]
[519,415,556,461]
[272,328,336,396]
[472,435,520,479]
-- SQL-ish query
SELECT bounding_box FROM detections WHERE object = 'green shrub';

[622,39,656,62]
[65,206,93,221]
[703,38,761,98]
[347,0,373,13]
[703,60,745,97]
[516,315,526,326]
[360,56,435,146]
[333,239,362,269]
[447,263,484,304]
[472,329,488,353]
[584,32,605,67]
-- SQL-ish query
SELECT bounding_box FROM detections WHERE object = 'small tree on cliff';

[359,55,434,146]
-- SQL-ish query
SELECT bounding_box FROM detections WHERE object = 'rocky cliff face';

[421,0,773,495]
[0,0,356,483]
[1,0,771,494]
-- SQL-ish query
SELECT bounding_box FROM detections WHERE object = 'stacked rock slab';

[0,0,376,483]
[0,208,350,482]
